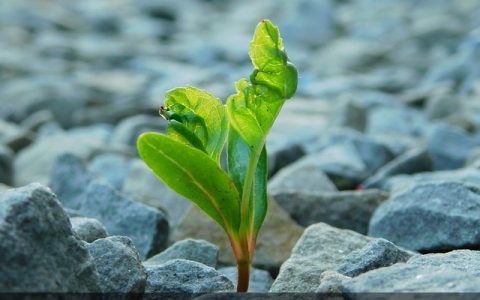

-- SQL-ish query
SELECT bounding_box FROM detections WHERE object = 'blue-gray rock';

[279,0,333,48]
[110,115,166,148]
[0,183,100,292]
[87,236,146,293]
[144,259,234,293]
[78,180,169,259]
[369,182,480,252]
[50,153,91,210]
[268,159,338,195]
[315,271,351,294]
[270,223,372,292]
[363,147,434,189]
[313,129,394,174]
[88,153,131,189]
[0,119,33,152]
[336,238,415,277]
[407,250,480,276]
[270,189,387,234]
[341,264,480,293]
[329,97,367,132]
[71,216,108,243]
[384,168,480,192]
[0,77,88,128]
[123,159,191,229]
[266,138,306,177]
[218,266,273,292]
[144,239,219,268]
[0,145,13,185]
[426,123,480,170]
[14,132,104,185]
[366,106,428,136]
[298,145,369,190]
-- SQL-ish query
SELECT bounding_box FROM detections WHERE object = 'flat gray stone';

[78,180,169,259]
[426,123,480,170]
[144,259,234,293]
[336,238,415,277]
[87,236,146,293]
[341,264,480,293]
[88,153,131,189]
[369,181,480,252]
[270,222,371,292]
[407,250,480,276]
[0,145,13,186]
[0,183,100,292]
[384,168,480,193]
[144,239,219,268]
[363,147,434,189]
[123,159,191,229]
[71,217,108,243]
[14,133,104,185]
[50,153,91,210]
[271,189,387,234]
[268,159,338,194]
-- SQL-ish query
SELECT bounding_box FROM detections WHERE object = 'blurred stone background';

[2,0,480,293]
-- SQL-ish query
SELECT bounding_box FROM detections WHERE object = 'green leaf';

[249,20,298,99]
[163,86,227,163]
[226,20,298,149]
[227,129,268,240]
[137,132,240,232]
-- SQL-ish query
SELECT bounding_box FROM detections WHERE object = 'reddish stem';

[236,259,250,292]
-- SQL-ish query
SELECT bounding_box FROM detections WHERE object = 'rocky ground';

[1,0,480,296]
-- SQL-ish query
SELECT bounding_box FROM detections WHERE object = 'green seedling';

[137,19,297,292]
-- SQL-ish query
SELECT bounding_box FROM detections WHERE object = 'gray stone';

[78,180,169,259]
[123,159,191,228]
[315,271,351,294]
[87,236,146,293]
[50,153,91,210]
[71,217,108,243]
[0,145,13,185]
[366,106,428,136]
[144,259,234,293]
[14,133,104,185]
[267,141,305,177]
[218,266,273,292]
[407,250,480,276]
[336,238,414,277]
[384,168,480,192]
[88,153,131,189]
[369,182,480,252]
[313,129,394,174]
[111,115,166,148]
[0,183,10,192]
[0,77,88,128]
[268,159,338,195]
[299,145,369,190]
[341,264,480,293]
[0,183,100,292]
[329,97,367,132]
[144,239,219,268]
[20,109,56,132]
[0,119,33,152]
[271,190,387,234]
[279,0,333,48]
[363,147,434,189]
[426,123,480,170]
[270,223,371,292]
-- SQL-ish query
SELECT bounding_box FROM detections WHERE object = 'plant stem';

[236,259,250,292]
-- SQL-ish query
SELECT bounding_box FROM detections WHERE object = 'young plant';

[137,19,297,292]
